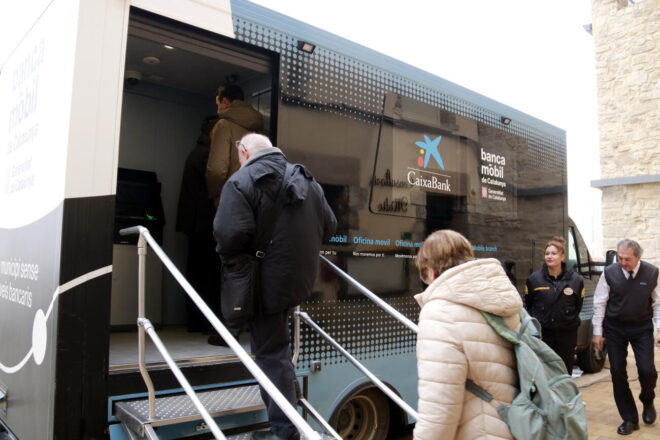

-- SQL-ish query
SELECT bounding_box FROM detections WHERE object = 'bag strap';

[479,309,540,343]
[466,309,539,402]
[518,309,541,338]
[465,379,494,402]
[252,163,294,259]
[480,311,520,345]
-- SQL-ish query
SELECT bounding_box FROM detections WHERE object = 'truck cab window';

[567,229,578,271]
[569,226,592,279]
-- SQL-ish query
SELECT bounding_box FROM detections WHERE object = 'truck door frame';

[54,8,281,438]
[127,8,280,140]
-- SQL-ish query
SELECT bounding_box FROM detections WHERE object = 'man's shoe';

[207,334,229,347]
[251,430,300,440]
[616,421,639,435]
[642,403,656,424]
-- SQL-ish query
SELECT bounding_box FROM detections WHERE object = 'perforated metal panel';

[233,15,565,175]
[296,298,419,370]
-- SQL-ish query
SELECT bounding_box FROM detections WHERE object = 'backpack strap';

[480,311,521,345]
[252,163,294,259]
[518,309,541,339]
[466,309,540,402]
[465,379,493,402]
[480,309,541,344]
[517,309,541,338]
[465,311,523,402]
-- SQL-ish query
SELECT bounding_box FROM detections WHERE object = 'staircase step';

[116,385,264,435]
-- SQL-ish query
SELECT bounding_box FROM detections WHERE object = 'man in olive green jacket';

[205,84,263,346]
[206,84,264,206]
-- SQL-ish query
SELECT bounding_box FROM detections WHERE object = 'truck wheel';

[577,340,606,373]
[331,388,390,440]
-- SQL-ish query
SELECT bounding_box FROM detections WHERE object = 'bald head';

[236,133,273,165]
[240,133,272,153]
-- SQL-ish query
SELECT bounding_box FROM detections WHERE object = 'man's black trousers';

[185,234,221,332]
[250,310,298,438]
[603,318,657,424]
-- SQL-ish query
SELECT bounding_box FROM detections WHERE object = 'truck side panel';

[0,0,80,437]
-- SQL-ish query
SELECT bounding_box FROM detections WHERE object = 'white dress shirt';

[592,261,660,336]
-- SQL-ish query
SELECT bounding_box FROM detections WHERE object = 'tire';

[577,339,606,373]
[330,388,390,440]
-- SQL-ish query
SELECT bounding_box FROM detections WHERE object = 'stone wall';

[601,183,660,263]
[592,0,660,266]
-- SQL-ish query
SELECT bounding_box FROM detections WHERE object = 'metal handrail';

[296,311,418,421]
[136,234,156,419]
[298,398,342,440]
[120,226,321,440]
[319,255,419,333]
[139,317,226,440]
[292,305,301,367]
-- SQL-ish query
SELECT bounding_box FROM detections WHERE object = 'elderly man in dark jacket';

[213,133,337,440]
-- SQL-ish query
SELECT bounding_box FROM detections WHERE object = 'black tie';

[628,271,634,280]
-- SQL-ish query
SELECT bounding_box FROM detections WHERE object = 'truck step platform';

[116,384,264,435]
[227,431,335,440]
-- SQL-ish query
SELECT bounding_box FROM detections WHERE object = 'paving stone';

[580,347,660,438]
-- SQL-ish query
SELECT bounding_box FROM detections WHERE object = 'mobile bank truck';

[0,1,604,439]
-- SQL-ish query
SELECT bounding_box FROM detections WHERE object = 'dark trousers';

[250,310,298,438]
[185,235,221,331]
[185,235,241,338]
[604,318,657,424]
[541,327,578,374]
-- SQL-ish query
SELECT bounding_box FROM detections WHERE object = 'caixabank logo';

[415,135,444,169]
[407,135,452,192]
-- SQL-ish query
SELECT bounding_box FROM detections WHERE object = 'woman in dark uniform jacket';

[525,236,585,374]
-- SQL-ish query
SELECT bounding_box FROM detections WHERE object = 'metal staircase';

[115,226,418,439]
[115,385,264,438]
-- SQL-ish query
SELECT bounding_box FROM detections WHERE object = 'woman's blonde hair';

[545,236,567,261]
[415,230,475,279]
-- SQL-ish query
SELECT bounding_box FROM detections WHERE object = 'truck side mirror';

[605,250,617,266]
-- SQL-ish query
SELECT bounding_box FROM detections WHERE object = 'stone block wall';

[592,0,660,265]
[601,183,660,262]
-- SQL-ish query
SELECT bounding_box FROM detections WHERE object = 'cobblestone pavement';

[576,346,660,439]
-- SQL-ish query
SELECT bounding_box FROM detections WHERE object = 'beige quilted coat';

[413,258,522,440]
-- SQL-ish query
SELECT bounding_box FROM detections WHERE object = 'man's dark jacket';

[213,148,337,315]
[176,133,215,236]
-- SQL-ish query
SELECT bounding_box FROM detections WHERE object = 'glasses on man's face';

[235,141,249,156]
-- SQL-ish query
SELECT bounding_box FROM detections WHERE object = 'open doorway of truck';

[108,8,279,372]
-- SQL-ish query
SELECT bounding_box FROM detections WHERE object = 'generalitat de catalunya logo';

[414,135,444,169]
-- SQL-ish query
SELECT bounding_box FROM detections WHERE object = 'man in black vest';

[592,239,660,435]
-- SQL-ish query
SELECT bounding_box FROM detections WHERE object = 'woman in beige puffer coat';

[413,230,522,440]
